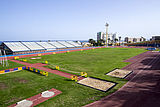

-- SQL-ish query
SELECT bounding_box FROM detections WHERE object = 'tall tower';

[105,22,109,47]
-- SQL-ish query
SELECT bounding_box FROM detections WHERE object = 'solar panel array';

[3,41,82,52]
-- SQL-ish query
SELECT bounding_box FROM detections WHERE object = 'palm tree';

[108,38,110,44]
[89,39,93,43]
[88,39,96,46]
[114,38,118,43]
[100,39,105,44]
[119,36,121,46]
[111,40,113,44]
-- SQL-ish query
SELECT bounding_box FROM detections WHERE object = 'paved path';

[11,60,84,80]
[85,51,160,107]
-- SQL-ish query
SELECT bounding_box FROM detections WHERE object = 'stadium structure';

[0,41,82,55]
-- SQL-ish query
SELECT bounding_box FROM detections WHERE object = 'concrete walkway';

[9,88,62,107]
[85,51,160,107]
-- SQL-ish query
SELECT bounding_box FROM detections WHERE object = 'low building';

[108,33,117,43]
[97,32,105,41]
[124,37,146,43]
[97,32,117,43]
[151,36,160,41]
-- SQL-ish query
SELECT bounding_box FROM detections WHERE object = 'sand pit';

[106,69,132,78]
[77,77,116,91]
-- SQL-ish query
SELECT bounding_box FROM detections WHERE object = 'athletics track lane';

[85,51,160,107]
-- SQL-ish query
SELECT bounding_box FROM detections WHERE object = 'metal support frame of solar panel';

[36,42,56,50]
[57,41,75,48]
[67,41,82,47]
[21,42,45,51]
[4,42,30,52]
[48,42,66,49]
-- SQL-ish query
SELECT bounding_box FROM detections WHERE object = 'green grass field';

[0,60,24,70]
[0,48,147,107]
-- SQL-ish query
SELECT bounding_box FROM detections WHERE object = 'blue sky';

[0,0,160,41]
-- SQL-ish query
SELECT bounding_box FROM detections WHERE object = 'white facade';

[108,33,116,41]
[151,36,160,40]
[124,37,146,43]
[97,32,105,40]
[97,32,117,42]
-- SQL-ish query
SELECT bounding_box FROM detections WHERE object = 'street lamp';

[105,22,109,47]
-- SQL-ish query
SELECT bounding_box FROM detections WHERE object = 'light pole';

[105,22,109,47]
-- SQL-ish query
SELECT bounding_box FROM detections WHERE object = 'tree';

[114,38,118,43]
[111,40,114,44]
[119,36,121,42]
[89,39,93,43]
[88,39,96,46]
[108,38,110,44]
[100,39,105,44]
[96,39,105,46]
[97,40,101,46]
[119,36,121,45]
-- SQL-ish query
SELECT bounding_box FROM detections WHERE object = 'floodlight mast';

[105,22,109,47]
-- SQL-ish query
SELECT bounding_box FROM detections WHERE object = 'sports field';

[0,48,147,107]
[0,60,24,70]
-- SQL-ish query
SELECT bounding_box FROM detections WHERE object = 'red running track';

[11,60,84,80]
[8,47,103,79]
[84,51,160,107]
[1,46,147,60]
[2,47,102,60]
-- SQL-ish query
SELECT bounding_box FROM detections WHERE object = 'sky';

[0,0,160,41]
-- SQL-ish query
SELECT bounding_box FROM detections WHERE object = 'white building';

[108,33,117,41]
[124,37,146,43]
[97,32,105,40]
[97,32,117,42]
[151,36,160,40]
